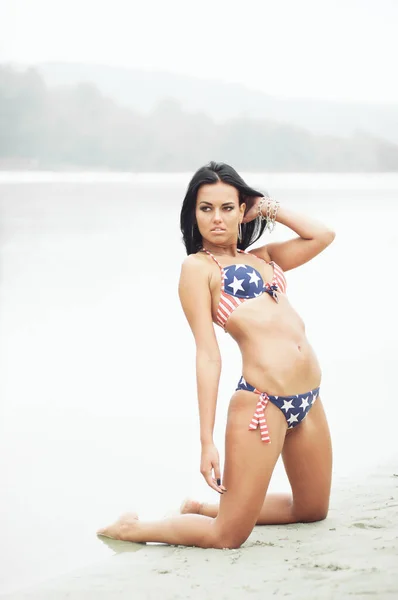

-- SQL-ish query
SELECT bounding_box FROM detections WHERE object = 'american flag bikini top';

[202,248,287,330]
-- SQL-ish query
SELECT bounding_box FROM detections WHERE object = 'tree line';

[1,65,398,171]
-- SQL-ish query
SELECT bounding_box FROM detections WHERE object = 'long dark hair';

[180,161,268,255]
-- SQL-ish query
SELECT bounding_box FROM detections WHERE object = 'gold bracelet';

[258,196,280,232]
[257,196,267,220]
[266,199,280,233]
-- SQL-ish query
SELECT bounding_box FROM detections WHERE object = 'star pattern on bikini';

[281,399,294,412]
[287,413,299,425]
[248,270,261,286]
[280,393,316,427]
[236,379,320,437]
[300,396,310,410]
[222,264,266,299]
[239,376,247,388]
[228,276,245,295]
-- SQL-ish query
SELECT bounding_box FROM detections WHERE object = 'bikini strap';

[201,248,223,271]
[240,247,272,266]
[203,247,248,264]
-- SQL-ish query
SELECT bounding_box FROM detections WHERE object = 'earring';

[238,222,242,242]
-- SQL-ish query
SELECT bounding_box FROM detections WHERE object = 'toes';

[97,529,115,539]
[96,523,121,539]
[96,513,139,543]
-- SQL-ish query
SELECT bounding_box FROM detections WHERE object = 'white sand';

[2,462,397,600]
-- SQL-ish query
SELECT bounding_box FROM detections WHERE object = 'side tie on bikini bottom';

[249,392,271,443]
[237,376,320,444]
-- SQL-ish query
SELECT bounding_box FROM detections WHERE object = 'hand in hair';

[242,196,264,223]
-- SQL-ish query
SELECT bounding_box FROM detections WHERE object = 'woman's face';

[195,181,245,245]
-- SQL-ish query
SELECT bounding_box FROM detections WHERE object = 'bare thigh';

[212,391,287,548]
[282,396,332,521]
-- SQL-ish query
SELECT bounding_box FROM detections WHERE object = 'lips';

[211,228,225,232]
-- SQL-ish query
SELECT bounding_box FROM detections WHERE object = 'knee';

[211,525,250,550]
[295,505,329,523]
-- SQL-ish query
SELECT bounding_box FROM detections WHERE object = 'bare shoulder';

[178,252,218,350]
[180,252,210,278]
[179,252,212,293]
[181,251,208,269]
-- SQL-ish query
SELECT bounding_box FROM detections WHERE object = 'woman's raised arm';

[249,204,335,272]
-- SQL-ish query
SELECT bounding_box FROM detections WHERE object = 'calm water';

[0,172,397,594]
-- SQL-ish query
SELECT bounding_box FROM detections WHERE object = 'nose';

[213,209,223,223]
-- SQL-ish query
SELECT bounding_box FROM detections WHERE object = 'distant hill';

[2,65,398,172]
[37,62,398,145]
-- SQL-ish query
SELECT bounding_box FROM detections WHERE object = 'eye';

[200,206,211,212]
[224,206,234,211]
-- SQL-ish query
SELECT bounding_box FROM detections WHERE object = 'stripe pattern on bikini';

[272,261,287,293]
[249,392,271,442]
[217,272,246,327]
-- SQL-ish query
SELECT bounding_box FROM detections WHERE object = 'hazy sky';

[1,0,397,103]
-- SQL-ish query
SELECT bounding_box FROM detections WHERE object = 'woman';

[98,161,335,549]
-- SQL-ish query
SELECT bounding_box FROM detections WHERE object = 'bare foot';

[97,512,142,542]
[180,498,202,515]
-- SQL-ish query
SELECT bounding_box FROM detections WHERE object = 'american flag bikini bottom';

[236,376,320,443]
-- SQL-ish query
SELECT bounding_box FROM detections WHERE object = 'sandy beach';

[1,461,397,600]
[1,176,398,598]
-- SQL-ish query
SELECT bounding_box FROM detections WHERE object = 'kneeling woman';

[98,161,335,549]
